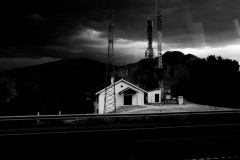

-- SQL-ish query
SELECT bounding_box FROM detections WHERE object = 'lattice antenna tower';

[145,17,155,58]
[104,10,116,114]
[156,1,163,69]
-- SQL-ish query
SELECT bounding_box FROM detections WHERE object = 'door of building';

[155,94,159,102]
[124,95,132,105]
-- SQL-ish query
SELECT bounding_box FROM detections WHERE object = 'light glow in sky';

[0,0,240,70]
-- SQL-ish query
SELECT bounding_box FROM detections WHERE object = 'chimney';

[111,76,114,85]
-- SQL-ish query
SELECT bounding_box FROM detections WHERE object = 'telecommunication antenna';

[156,1,164,101]
[145,17,155,58]
[104,10,116,113]
[156,1,163,69]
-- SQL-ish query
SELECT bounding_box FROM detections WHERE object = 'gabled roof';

[119,87,137,94]
[95,79,147,95]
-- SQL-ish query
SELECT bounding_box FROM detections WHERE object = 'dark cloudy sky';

[1,0,240,71]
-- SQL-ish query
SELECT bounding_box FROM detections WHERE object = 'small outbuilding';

[147,89,162,104]
[95,79,147,114]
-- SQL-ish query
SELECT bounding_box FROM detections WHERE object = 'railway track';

[0,109,240,122]
[0,110,240,135]
[0,110,240,159]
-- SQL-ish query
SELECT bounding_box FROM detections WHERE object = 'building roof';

[119,87,137,94]
[95,79,147,95]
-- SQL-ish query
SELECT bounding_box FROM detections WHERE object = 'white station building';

[95,79,147,114]
[147,89,162,104]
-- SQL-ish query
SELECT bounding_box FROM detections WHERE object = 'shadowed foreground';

[0,111,240,159]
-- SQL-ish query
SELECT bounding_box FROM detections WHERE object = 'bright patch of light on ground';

[117,102,232,114]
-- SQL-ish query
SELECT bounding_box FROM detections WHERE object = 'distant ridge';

[0,51,206,115]
[116,51,200,91]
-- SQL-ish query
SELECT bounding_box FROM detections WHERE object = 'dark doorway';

[155,94,159,102]
[124,95,132,105]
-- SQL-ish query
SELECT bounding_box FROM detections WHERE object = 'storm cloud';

[0,0,240,70]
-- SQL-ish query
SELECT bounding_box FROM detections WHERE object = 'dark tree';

[182,55,240,108]
[0,81,10,102]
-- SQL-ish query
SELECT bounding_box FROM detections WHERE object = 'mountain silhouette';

[1,51,239,116]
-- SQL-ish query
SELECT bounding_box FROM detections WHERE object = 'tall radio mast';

[104,10,116,113]
[156,1,163,69]
[145,17,155,58]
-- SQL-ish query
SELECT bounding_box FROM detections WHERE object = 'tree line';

[173,55,240,108]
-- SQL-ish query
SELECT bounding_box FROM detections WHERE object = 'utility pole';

[104,10,116,113]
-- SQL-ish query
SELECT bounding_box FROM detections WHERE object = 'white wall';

[132,94,137,105]
[148,90,162,103]
[96,81,146,114]
[98,93,105,114]
[134,92,144,105]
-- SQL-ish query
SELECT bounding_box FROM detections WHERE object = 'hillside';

[0,59,107,115]
[1,51,239,116]
[1,51,196,115]
[116,51,199,91]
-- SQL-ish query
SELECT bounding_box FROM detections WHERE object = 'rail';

[1,109,240,121]
[0,110,240,160]
[0,110,240,136]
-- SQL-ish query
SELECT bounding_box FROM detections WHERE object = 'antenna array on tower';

[156,2,163,69]
[145,18,155,58]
